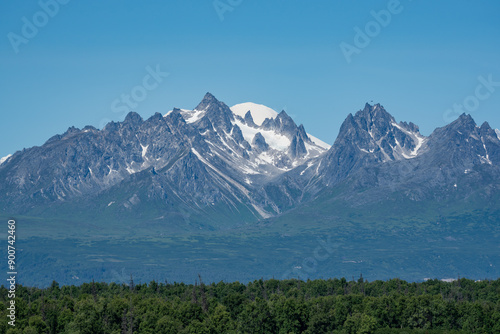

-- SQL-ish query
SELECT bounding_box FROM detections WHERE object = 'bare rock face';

[1,95,499,228]
[0,93,329,222]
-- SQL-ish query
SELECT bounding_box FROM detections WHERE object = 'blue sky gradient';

[1,0,500,158]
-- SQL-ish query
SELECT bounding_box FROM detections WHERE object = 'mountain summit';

[0,96,499,228]
[2,95,500,286]
[231,102,278,126]
[0,93,329,224]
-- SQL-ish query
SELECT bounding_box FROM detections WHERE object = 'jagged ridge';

[0,96,499,228]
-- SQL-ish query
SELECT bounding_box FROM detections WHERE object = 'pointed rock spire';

[288,135,307,158]
[195,92,218,111]
[252,132,269,151]
[244,111,257,127]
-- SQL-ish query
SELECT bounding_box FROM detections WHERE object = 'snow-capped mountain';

[231,102,330,149]
[0,93,330,224]
[231,102,278,126]
[259,102,500,211]
[165,93,329,177]
[1,94,499,229]
[325,103,425,165]
[291,103,428,189]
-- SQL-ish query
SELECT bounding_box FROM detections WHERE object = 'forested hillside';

[1,277,499,333]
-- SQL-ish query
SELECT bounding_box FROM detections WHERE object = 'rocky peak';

[231,124,247,146]
[296,124,311,143]
[252,132,269,152]
[288,135,307,159]
[330,103,426,165]
[124,111,143,125]
[194,92,234,132]
[146,112,164,124]
[451,114,477,134]
[58,126,82,140]
[425,113,500,167]
[479,121,498,140]
[194,92,218,111]
[400,121,419,133]
[164,108,186,127]
[82,125,97,132]
[261,110,298,138]
[244,111,257,127]
[355,103,395,135]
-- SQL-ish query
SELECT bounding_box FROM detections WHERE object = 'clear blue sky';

[1,0,500,158]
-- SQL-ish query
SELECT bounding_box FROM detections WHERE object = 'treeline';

[1,276,499,333]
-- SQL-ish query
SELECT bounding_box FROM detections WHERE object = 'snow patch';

[107,165,119,176]
[165,109,206,124]
[411,135,425,157]
[480,138,492,165]
[257,151,274,165]
[235,119,291,151]
[300,162,314,175]
[359,147,370,154]
[391,122,426,159]
[141,144,149,158]
[232,102,329,152]
[495,129,500,140]
[240,165,259,175]
[0,154,12,165]
[231,102,278,126]
[164,108,190,116]
[307,134,331,150]
[182,109,207,123]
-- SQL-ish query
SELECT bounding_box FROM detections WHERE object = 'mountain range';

[1,93,499,286]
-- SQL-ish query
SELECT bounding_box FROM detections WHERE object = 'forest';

[1,276,499,333]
